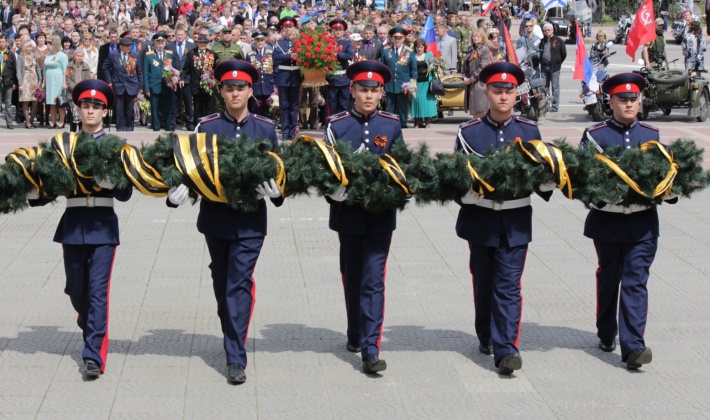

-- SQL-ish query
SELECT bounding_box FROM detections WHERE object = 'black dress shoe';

[227,363,246,384]
[599,340,616,352]
[478,343,492,355]
[346,341,361,353]
[6,125,13,129]
[625,347,652,370]
[498,353,522,375]
[83,359,101,377]
[362,354,387,373]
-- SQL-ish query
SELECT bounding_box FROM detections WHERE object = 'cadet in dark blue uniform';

[454,63,554,375]
[246,31,274,118]
[380,26,417,129]
[170,60,282,384]
[29,80,133,377]
[580,73,675,370]
[272,17,302,140]
[326,19,354,116]
[324,61,402,374]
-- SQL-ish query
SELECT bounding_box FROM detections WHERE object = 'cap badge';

[233,71,238,77]
[367,72,372,79]
[501,73,507,80]
[91,89,96,96]
[626,84,631,91]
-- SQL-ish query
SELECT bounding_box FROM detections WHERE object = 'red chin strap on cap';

[351,71,385,85]
[485,72,519,87]
[78,89,108,107]
[608,82,641,96]
[220,69,254,84]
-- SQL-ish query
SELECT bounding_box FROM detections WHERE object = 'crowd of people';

[0,0,573,133]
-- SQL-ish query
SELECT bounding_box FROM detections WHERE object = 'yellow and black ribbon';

[51,132,99,195]
[295,135,349,187]
[514,138,573,199]
[595,140,678,198]
[379,154,412,196]
[121,144,171,196]
[466,160,495,195]
[172,132,226,203]
[266,151,287,194]
[7,147,43,194]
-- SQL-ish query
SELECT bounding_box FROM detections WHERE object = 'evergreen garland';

[571,139,710,207]
[72,133,130,189]
[277,136,345,197]
[30,142,76,198]
[389,141,440,206]
[0,163,33,213]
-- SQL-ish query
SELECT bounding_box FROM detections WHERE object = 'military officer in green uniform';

[213,27,245,112]
[380,26,417,129]
[144,33,173,131]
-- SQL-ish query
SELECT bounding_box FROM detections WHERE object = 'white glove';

[168,184,190,206]
[539,181,556,192]
[328,186,348,202]
[255,178,282,200]
[665,193,678,201]
[460,190,483,205]
[26,189,39,200]
[96,178,115,189]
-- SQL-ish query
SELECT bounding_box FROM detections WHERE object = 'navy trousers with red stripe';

[205,236,264,367]
[338,232,391,360]
[468,241,527,365]
[278,86,299,139]
[63,244,116,371]
[593,238,657,360]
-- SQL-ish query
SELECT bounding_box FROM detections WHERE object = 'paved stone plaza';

[1,178,710,418]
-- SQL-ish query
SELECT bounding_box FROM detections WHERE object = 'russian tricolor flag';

[420,15,440,57]
[572,22,598,92]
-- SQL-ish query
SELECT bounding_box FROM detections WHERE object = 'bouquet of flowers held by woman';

[427,56,447,78]
[34,86,46,103]
[292,28,343,76]
[163,63,181,91]
[200,70,218,95]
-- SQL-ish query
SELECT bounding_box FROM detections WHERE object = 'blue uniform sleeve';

[338,41,354,61]
[271,42,290,65]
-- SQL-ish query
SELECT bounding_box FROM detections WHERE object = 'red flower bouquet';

[292,28,342,81]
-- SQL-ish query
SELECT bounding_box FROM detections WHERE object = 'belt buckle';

[85,196,96,208]
[491,201,504,211]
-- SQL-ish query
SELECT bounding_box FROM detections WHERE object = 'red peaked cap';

[479,62,525,87]
[602,73,646,98]
[346,61,392,86]
[215,60,260,85]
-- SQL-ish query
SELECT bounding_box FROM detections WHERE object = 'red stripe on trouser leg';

[243,277,256,347]
[98,247,117,373]
[376,266,387,355]
[514,248,527,349]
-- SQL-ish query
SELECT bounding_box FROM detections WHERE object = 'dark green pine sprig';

[73,133,130,189]
[0,162,34,213]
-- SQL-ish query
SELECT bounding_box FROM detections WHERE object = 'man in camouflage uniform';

[449,11,470,73]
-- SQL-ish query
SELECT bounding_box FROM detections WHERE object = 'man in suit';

[144,33,173,131]
[323,60,403,374]
[102,37,143,131]
[98,29,119,127]
[0,0,13,32]
[154,0,175,26]
[246,31,274,118]
[380,26,416,129]
[167,26,196,130]
[359,25,383,61]
[455,62,554,375]
[181,34,217,121]
[0,34,16,129]
[436,24,458,74]
[2,14,19,40]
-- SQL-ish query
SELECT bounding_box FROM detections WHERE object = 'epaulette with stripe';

[146,50,154,55]
[327,111,350,123]
[198,113,221,124]
[377,110,399,120]
[514,116,537,126]
[459,118,482,129]
[638,121,659,131]
[587,121,608,132]
[252,114,275,125]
